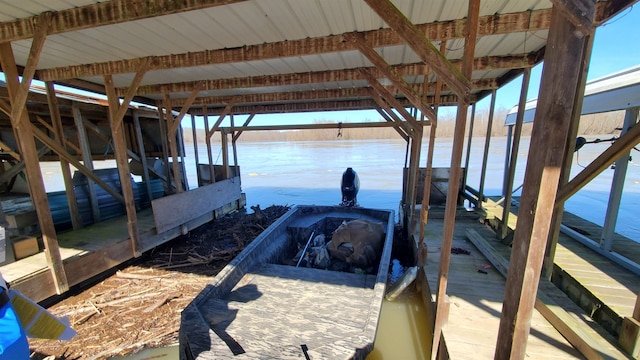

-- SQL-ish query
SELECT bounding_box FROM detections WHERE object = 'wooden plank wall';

[152,177,242,234]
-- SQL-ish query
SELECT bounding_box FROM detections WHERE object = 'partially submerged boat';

[179,205,395,359]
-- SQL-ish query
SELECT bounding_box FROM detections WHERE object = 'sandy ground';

[29,205,291,360]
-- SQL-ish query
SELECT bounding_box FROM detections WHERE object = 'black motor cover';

[340,167,360,207]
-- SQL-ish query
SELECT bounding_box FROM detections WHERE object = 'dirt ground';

[29,205,291,360]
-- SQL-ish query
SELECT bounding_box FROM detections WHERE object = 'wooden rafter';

[37,9,554,81]
[367,87,412,138]
[0,0,249,42]
[168,82,203,135]
[123,55,527,97]
[11,12,51,125]
[432,0,480,356]
[112,58,152,129]
[364,0,471,102]
[171,79,497,108]
[359,68,422,130]
[551,0,596,36]
[196,95,466,116]
[206,98,239,138]
[347,32,438,121]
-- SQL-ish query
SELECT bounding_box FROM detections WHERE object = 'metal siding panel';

[258,0,308,40]
[318,1,358,35]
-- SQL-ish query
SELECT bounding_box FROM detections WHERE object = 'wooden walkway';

[484,199,639,334]
[416,210,586,359]
[1,185,245,303]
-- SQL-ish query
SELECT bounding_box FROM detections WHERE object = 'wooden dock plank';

[417,217,585,359]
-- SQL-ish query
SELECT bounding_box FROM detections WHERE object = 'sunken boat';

[179,205,395,359]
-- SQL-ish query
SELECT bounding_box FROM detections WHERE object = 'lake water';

[40,135,640,241]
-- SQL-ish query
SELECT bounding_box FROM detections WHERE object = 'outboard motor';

[340,167,360,207]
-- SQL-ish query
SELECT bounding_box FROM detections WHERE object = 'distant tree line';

[183,108,625,144]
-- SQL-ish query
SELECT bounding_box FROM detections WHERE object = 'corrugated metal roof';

[1,0,613,114]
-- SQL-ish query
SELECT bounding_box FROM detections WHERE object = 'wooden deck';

[484,198,640,336]
[415,209,587,359]
[1,180,245,303]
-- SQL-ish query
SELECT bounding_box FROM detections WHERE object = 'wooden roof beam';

[38,9,554,81]
[368,88,411,141]
[196,95,466,116]
[127,55,515,97]
[0,0,249,43]
[364,0,471,102]
[171,78,497,108]
[551,0,595,36]
[346,32,438,122]
[359,68,423,131]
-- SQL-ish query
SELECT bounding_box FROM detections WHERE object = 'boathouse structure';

[0,0,638,358]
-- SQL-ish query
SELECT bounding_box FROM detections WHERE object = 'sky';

[201,4,640,129]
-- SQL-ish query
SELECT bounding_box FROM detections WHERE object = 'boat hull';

[179,205,395,359]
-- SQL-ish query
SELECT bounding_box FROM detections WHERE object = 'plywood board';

[152,177,241,234]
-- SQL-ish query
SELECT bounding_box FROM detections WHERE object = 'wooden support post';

[500,68,531,241]
[177,124,189,190]
[478,89,497,205]
[35,116,82,155]
[230,114,239,177]
[542,30,593,280]
[104,73,146,258]
[155,103,172,193]
[463,103,476,188]
[0,139,20,161]
[432,0,479,357]
[206,98,238,138]
[73,102,101,222]
[221,128,230,180]
[495,2,596,358]
[163,93,184,193]
[133,111,154,205]
[619,290,640,357]
[203,108,215,184]
[191,114,201,186]
[46,81,82,229]
[0,32,70,294]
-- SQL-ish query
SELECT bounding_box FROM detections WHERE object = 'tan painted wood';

[345,32,436,122]
[104,74,143,257]
[0,41,69,294]
[232,112,255,142]
[163,93,183,193]
[500,68,531,240]
[39,9,556,81]
[551,0,595,36]
[0,0,249,42]
[152,178,241,234]
[45,81,82,229]
[359,68,419,131]
[495,3,596,358]
[364,0,470,102]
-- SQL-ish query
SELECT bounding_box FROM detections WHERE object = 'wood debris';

[29,205,290,360]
